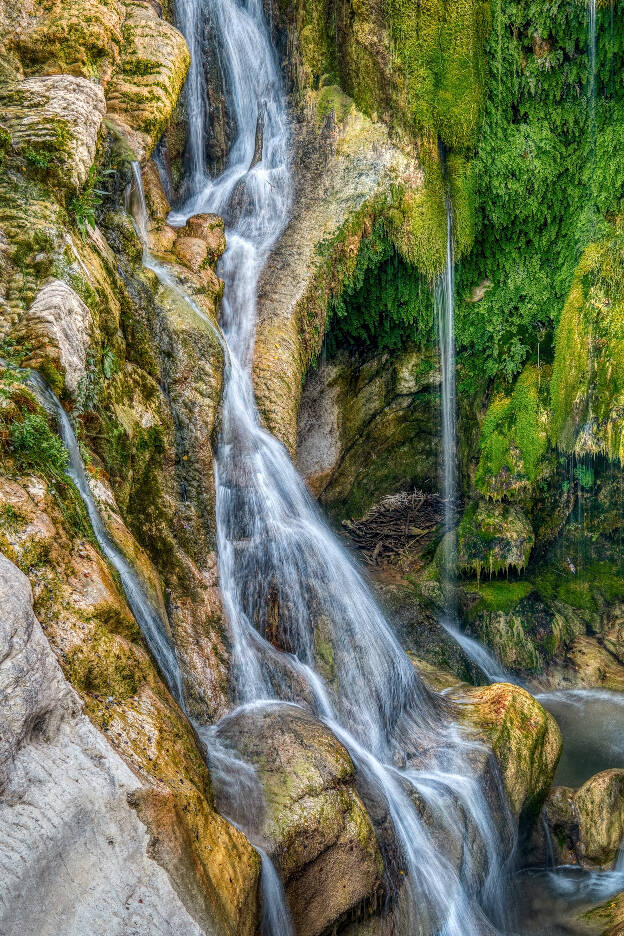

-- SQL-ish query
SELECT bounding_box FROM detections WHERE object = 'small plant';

[67,166,115,237]
[102,346,119,379]
[574,464,595,490]
[23,146,57,170]
[9,413,68,477]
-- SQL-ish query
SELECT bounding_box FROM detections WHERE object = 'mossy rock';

[458,500,535,579]
[468,593,582,675]
[551,222,624,464]
[452,682,562,821]
[476,364,553,500]
[218,703,383,936]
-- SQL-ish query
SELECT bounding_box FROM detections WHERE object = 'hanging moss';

[550,221,624,463]
[475,364,552,498]
[458,500,535,579]
[455,0,624,388]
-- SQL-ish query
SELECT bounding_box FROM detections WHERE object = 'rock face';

[0,76,106,190]
[0,468,260,935]
[0,551,207,936]
[458,501,535,579]
[297,349,439,520]
[543,770,624,869]
[451,682,562,821]
[218,703,383,936]
[15,280,92,396]
[253,98,419,456]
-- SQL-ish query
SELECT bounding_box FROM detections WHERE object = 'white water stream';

[165,1,519,933]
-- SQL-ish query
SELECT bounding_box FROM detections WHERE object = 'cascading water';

[168,1,518,932]
[434,190,511,684]
[436,193,457,549]
[23,370,184,704]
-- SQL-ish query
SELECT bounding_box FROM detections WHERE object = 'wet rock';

[14,280,92,397]
[174,235,209,273]
[0,75,106,190]
[218,703,383,936]
[451,682,562,821]
[540,770,624,870]
[253,97,418,456]
[297,349,439,521]
[576,770,624,867]
[585,888,624,935]
[0,474,259,934]
[184,213,226,262]
[458,501,535,580]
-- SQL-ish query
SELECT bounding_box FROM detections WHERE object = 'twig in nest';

[342,490,448,564]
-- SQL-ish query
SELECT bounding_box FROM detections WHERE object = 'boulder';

[0,75,106,190]
[575,769,624,867]
[451,682,562,821]
[218,703,383,936]
[540,770,624,869]
[14,280,92,397]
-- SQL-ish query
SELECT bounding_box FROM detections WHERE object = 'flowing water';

[22,0,620,930]
[165,0,522,933]
[23,370,184,705]
[433,189,511,684]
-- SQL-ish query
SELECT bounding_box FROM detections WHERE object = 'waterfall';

[436,194,457,541]
[166,0,517,932]
[175,0,208,190]
[433,190,510,684]
[23,371,184,705]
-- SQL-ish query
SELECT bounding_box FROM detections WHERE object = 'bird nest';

[342,490,445,565]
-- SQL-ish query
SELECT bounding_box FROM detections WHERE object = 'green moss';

[458,500,534,579]
[469,578,533,614]
[454,0,624,388]
[476,364,552,498]
[66,628,149,700]
[316,84,355,126]
[550,222,624,462]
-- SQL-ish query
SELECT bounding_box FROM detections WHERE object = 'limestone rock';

[105,0,190,160]
[185,214,227,262]
[541,771,624,869]
[218,703,383,936]
[0,76,106,190]
[14,280,92,396]
[0,472,259,934]
[297,349,439,520]
[0,551,206,936]
[253,97,417,456]
[174,235,209,273]
[11,0,124,84]
[452,682,562,820]
[575,769,624,867]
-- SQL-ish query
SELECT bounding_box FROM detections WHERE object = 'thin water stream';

[24,370,184,705]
